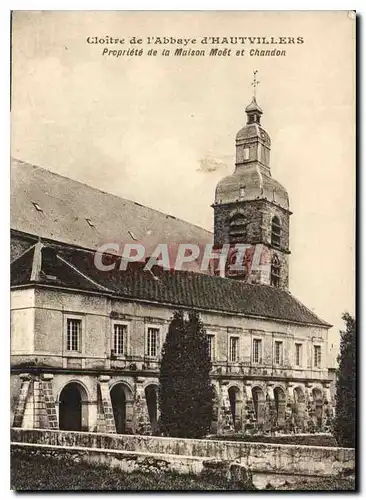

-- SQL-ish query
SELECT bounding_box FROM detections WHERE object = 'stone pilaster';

[218,382,235,434]
[322,383,333,432]
[134,380,151,435]
[235,394,245,433]
[22,379,35,429]
[305,383,316,432]
[13,373,32,428]
[14,374,59,430]
[280,386,292,433]
[97,376,116,434]
[323,384,331,405]
[266,385,274,400]
[210,388,220,434]
[265,384,277,433]
[243,383,256,433]
[40,374,58,429]
[287,384,294,403]
[286,384,299,433]
[33,378,49,429]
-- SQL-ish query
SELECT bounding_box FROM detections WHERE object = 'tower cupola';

[245,96,263,124]
[213,71,292,288]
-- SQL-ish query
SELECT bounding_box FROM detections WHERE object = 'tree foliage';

[158,310,214,438]
[333,312,356,448]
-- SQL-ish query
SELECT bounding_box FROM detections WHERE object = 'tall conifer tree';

[334,313,356,448]
[159,310,214,438]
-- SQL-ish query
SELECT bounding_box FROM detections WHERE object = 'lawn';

[11,448,355,491]
[11,450,250,491]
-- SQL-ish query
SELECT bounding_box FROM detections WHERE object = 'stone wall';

[213,200,290,287]
[11,428,355,481]
[213,200,290,252]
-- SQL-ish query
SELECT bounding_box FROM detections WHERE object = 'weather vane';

[251,69,260,98]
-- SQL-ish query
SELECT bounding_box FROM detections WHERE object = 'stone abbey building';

[11,94,333,436]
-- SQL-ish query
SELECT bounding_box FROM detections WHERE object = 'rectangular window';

[314,345,321,367]
[147,327,159,357]
[207,334,215,361]
[295,343,302,366]
[229,337,239,362]
[253,339,262,364]
[113,324,127,355]
[274,341,283,365]
[67,318,81,352]
[243,147,250,160]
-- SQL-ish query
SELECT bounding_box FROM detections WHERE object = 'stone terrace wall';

[11,428,355,478]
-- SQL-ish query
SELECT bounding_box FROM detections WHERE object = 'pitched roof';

[11,243,331,328]
[11,158,212,254]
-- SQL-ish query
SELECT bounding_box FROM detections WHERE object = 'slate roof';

[11,158,212,254]
[11,243,331,328]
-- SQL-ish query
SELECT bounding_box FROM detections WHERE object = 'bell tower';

[213,71,292,288]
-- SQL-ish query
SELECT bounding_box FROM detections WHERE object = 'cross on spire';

[251,69,260,97]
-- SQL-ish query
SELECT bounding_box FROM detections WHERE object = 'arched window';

[229,213,248,244]
[271,254,280,287]
[271,216,281,248]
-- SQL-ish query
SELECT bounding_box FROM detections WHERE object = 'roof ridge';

[11,157,212,236]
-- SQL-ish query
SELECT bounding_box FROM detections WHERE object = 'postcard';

[10,10,356,491]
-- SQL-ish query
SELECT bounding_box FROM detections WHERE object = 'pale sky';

[11,11,355,358]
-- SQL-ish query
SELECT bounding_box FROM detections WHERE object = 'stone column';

[134,379,151,435]
[265,383,277,434]
[40,374,58,429]
[322,383,333,432]
[97,375,116,434]
[305,383,315,432]
[33,377,48,429]
[15,374,58,430]
[286,383,298,432]
[323,384,331,405]
[267,385,274,400]
[210,386,220,434]
[281,384,293,433]
[218,382,235,434]
[13,373,32,428]
[243,382,256,434]
[287,384,294,404]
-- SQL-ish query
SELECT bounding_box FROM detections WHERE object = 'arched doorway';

[252,386,265,425]
[59,382,88,431]
[312,388,324,429]
[274,387,286,427]
[294,387,306,428]
[228,386,243,432]
[110,384,127,434]
[145,385,158,434]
